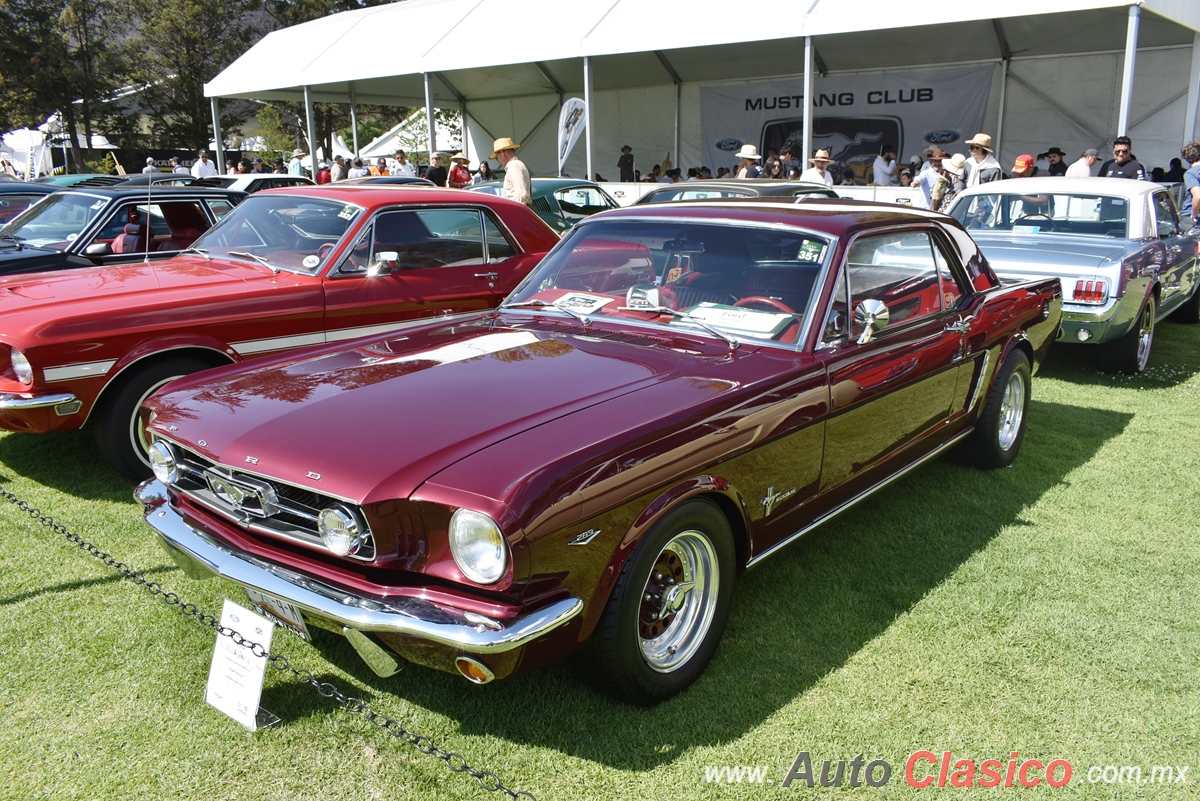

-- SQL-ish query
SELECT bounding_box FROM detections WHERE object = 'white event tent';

[203,0,1200,179]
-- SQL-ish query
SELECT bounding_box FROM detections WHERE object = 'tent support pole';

[995,59,1008,158]
[655,51,683,181]
[425,72,437,155]
[1185,33,1200,144]
[1117,4,1140,136]
[802,37,814,168]
[304,86,317,179]
[584,55,593,182]
[211,97,224,176]
[350,83,359,156]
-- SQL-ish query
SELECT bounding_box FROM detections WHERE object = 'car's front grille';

[165,442,376,562]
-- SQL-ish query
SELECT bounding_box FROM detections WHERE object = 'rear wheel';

[585,498,734,705]
[94,356,215,481]
[965,349,1031,469]
[1106,295,1155,374]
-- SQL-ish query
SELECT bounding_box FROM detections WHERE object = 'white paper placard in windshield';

[686,303,794,337]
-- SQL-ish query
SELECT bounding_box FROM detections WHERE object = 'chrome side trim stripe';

[231,313,476,355]
[230,332,326,355]
[746,429,974,568]
[43,360,117,383]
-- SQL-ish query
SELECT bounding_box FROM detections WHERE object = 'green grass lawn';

[2,323,1198,800]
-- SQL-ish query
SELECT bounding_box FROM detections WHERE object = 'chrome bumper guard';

[0,391,78,410]
[135,479,583,655]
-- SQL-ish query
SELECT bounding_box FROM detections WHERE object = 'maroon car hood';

[0,255,259,305]
[148,318,745,502]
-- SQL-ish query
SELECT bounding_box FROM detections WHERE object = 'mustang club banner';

[699,65,993,180]
[557,97,587,176]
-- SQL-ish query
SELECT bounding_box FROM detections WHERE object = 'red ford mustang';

[0,186,558,478]
[138,200,1062,704]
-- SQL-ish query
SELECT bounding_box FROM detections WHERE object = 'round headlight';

[147,440,178,485]
[318,505,364,556]
[448,509,507,585]
[10,349,32,385]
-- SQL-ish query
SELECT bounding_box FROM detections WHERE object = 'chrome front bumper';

[0,391,78,410]
[135,479,583,655]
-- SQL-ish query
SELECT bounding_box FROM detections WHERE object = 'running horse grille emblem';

[204,470,279,518]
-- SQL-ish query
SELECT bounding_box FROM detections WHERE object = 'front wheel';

[585,499,735,705]
[1106,294,1155,374]
[94,356,215,481]
[965,349,1031,469]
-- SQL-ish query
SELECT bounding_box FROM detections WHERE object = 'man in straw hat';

[491,137,531,205]
[962,133,1002,187]
[288,148,306,176]
[799,148,835,186]
[734,144,762,179]
[448,152,472,189]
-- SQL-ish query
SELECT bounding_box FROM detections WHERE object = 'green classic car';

[468,177,619,233]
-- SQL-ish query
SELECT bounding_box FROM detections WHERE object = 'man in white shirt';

[911,149,946,209]
[390,150,417,178]
[491,137,531,205]
[872,145,898,186]
[798,149,835,187]
[190,150,216,178]
[142,157,156,174]
[1065,148,1099,178]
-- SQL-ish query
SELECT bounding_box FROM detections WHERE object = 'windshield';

[949,192,1129,238]
[190,194,364,273]
[0,192,109,249]
[505,219,829,345]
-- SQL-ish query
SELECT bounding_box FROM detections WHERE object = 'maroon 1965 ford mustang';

[137,199,1061,705]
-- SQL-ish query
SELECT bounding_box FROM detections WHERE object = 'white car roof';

[957,176,1165,199]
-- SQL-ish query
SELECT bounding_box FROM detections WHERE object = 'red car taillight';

[1073,279,1108,304]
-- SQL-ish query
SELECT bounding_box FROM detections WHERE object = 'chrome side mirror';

[84,242,112,258]
[854,299,890,344]
[366,251,399,277]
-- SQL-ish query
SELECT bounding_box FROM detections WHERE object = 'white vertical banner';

[558,97,587,176]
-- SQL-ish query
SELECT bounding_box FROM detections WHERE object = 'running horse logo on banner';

[557,98,587,176]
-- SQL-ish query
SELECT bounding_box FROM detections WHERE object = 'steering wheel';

[1014,214,1056,231]
[317,243,336,260]
[733,296,795,314]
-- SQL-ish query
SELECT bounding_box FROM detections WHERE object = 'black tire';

[1174,285,1200,324]
[965,349,1031,469]
[94,356,214,481]
[1105,294,1155,374]
[585,498,735,706]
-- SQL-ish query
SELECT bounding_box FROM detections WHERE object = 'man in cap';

[1046,147,1068,176]
[1065,148,1099,178]
[330,155,346,182]
[190,149,216,178]
[170,156,189,175]
[391,149,416,178]
[142,157,157,174]
[1008,154,1050,215]
[799,149,835,187]
[491,137,531,205]
[617,145,634,182]
[249,157,265,174]
[425,152,448,187]
[962,133,1002,186]
[288,148,305,176]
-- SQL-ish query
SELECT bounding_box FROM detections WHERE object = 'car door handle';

[474,271,499,280]
[945,320,971,334]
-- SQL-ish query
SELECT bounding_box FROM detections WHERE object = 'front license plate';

[245,589,311,641]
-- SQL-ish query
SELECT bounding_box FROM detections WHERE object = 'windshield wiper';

[501,298,591,325]
[228,250,278,273]
[0,234,25,242]
[180,246,210,260]
[619,304,740,350]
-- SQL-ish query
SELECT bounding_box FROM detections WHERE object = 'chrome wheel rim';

[129,376,182,467]
[997,370,1026,452]
[1136,302,1154,372]
[637,531,719,672]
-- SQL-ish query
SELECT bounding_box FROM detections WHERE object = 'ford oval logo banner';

[715,138,742,152]
[924,130,961,145]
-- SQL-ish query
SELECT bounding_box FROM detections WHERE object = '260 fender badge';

[568,528,601,546]
[761,486,797,517]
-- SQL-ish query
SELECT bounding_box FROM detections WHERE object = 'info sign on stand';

[206,599,281,731]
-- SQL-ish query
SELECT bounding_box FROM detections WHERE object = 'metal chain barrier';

[0,485,536,800]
